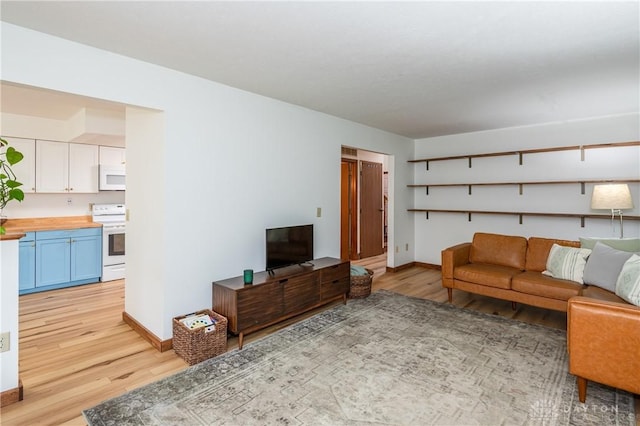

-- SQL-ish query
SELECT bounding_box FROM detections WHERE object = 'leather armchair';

[567,296,640,402]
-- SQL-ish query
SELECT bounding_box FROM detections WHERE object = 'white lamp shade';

[591,184,634,210]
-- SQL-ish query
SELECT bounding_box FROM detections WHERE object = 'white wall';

[1,23,414,341]
[1,192,125,218]
[413,114,640,264]
[0,239,19,393]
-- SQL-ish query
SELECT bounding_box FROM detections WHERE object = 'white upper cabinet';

[36,141,69,193]
[36,140,98,193]
[2,137,36,193]
[69,143,99,193]
[99,146,126,166]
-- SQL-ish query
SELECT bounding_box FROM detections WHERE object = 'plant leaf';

[6,147,24,165]
[6,180,23,188]
[9,188,24,202]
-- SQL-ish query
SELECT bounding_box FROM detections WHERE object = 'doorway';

[340,148,389,261]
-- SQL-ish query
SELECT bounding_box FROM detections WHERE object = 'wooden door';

[340,160,358,260]
[360,161,384,258]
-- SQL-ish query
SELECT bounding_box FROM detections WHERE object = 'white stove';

[92,203,126,281]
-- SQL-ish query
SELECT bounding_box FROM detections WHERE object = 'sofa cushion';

[469,233,527,270]
[615,254,640,307]
[581,285,627,304]
[512,271,583,301]
[583,242,633,292]
[453,263,520,290]
[525,237,580,272]
[580,237,640,252]
[543,244,591,284]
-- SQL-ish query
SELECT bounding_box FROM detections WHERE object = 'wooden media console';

[212,257,350,349]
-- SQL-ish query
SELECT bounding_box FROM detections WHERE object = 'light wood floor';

[2,255,637,425]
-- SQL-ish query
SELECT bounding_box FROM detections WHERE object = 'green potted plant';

[0,137,25,235]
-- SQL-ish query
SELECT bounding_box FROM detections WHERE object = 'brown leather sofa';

[441,232,639,402]
[441,232,592,312]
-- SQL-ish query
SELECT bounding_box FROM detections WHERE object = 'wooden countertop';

[1,216,102,237]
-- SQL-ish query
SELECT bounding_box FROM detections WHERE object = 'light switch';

[316,207,322,218]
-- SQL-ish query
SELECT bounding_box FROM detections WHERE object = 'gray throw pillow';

[582,241,633,292]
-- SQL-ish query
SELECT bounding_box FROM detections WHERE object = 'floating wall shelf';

[408,179,640,195]
[408,140,640,227]
[408,209,640,227]
[409,140,640,170]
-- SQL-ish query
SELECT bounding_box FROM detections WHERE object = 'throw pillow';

[582,242,633,292]
[579,237,640,252]
[615,254,640,307]
[543,244,591,284]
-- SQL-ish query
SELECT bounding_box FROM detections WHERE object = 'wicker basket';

[173,309,227,365]
[348,268,374,299]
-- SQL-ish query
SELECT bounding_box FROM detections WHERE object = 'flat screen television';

[266,224,314,272]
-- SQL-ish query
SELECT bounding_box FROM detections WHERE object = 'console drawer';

[283,272,320,314]
[320,262,349,283]
[236,282,283,331]
[321,276,349,301]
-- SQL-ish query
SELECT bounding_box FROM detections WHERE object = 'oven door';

[103,224,125,266]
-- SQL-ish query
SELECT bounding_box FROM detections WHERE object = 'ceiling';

[1,1,638,139]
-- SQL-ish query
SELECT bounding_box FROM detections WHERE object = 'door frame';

[340,159,359,260]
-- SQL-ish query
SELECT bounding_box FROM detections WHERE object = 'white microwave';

[99,165,126,191]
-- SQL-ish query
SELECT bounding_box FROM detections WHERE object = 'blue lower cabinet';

[21,227,102,295]
[36,237,72,287]
[71,235,102,281]
[19,232,36,291]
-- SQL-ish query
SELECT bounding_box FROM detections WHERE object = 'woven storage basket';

[348,268,374,299]
[173,309,227,365]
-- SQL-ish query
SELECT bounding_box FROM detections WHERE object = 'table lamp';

[590,183,634,238]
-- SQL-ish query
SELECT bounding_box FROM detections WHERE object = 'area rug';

[83,290,635,425]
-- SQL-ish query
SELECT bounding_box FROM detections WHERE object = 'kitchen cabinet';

[19,232,36,291]
[37,236,71,286]
[35,140,99,193]
[24,227,102,295]
[99,146,126,166]
[69,143,99,192]
[1,137,36,193]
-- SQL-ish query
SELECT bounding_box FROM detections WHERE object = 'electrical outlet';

[405,243,409,251]
[395,246,399,253]
[67,198,72,205]
[0,332,10,353]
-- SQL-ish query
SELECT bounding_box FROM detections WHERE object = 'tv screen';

[266,224,314,271]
